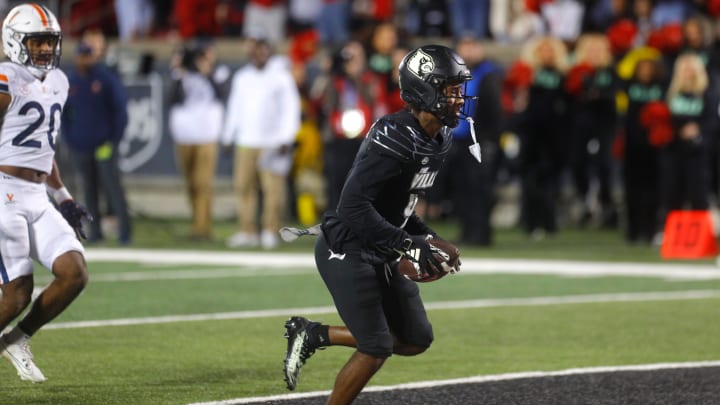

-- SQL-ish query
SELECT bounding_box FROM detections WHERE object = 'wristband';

[48,186,72,203]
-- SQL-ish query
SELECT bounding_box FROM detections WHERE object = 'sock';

[315,325,330,348]
[4,326,29,344]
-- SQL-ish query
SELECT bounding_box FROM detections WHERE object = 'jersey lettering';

[410,167,439,190]
[11,102,62,150]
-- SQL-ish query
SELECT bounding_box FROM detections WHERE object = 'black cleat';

[283,316,321,390]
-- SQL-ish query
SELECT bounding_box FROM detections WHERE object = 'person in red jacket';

[173,0,222,39]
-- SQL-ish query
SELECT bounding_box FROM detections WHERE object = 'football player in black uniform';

[282,45,473,404]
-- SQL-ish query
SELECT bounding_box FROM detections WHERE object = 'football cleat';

[283,316,322,390]
[0,333,47,383]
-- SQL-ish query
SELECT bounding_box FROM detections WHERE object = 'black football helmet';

[399,45,473,127]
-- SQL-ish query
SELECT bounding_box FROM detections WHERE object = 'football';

[396,238,461,283]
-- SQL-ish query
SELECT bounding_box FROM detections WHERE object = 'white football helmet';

[2,3,62,76]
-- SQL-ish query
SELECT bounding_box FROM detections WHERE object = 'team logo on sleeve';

[406,49,435,79]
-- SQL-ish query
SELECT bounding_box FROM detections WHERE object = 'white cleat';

[0,333,47,383]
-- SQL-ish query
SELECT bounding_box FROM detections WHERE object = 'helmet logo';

[406,49,435,79]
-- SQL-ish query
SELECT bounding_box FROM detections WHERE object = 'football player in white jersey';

[0,4,91,383]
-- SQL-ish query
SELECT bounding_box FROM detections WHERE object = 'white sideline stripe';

[43,289,720,330]
[84,248,720,280]
[36,267,313,283]
[187,360,720,405]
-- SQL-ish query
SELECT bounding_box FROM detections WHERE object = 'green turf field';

[2,218,719,404]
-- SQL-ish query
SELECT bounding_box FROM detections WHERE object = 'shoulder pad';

[0,62,18,81]
[367,116,453,161]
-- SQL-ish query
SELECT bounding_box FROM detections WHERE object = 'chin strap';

[466,117,482,164]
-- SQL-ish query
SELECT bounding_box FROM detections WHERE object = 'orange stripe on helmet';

[0,74,8,82]
[30,3,49,27]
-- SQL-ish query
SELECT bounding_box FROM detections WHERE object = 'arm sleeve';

[169,77,185,106]
[221,73,240,146]
[404,214,437,237]
[278,72,301,145]
[108,73,129,143]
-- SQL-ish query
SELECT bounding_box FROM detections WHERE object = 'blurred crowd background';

[8,0,720,249]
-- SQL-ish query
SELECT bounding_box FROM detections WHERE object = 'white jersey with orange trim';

[0,62,68,174]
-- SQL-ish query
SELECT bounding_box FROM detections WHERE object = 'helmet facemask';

[22,32,62,71]
[432,78,475,128]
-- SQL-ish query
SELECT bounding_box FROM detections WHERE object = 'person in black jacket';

[659,53,715,220]
[62,32,131,244]
[281,45,474,404]
[621,56,666,243]
[516,36,570,238]
[567,33,621,228]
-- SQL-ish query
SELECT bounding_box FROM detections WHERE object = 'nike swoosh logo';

[328,249,346,261]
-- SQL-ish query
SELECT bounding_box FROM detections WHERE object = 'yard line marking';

[84,248,720,280]
[35,267,314,283]
[187,360,720,405]
[44,289,720,330]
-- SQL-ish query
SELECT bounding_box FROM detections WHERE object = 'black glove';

[59,200,93,240]
[401,235,443,276]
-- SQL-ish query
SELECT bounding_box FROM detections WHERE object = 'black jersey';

[321,109,452,261]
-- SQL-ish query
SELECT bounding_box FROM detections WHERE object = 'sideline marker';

[661,210,718,259]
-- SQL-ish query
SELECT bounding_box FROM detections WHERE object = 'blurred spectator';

[152,0,175,36]
[583,0,630,33]
[81,28,109,62]
[168,41,227,241]
[631,0,655,47]
[449,0,489,40]
[513,36,570,237]
[62,0,117,37]
[290,63,326,225]
[541,0,585,43]
[384,45,410,114]
[680,16,719,78]
[222,33,301,249]
[652,0,691,27]
[658,54,715,220]
[606,19,639,59]
[288,0,323,33]
[243,0,287,43]
[489,0,545,43]
[316,41,383,212]
[288,29,321,65]
[114,0,155,41]
[620,53,665,243]
[216,0,247,36]
[424,36,503,245]
[566,34,620,228]
[351,0,394,26]
[174,0,222,39]
[405,0,451,38]
[62,37,131,245]
[316,0,350,46]
[367,22,399,78]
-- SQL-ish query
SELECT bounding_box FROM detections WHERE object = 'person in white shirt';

[222,32,301,249]
[0,4,91,383]
[169,41,228,241]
